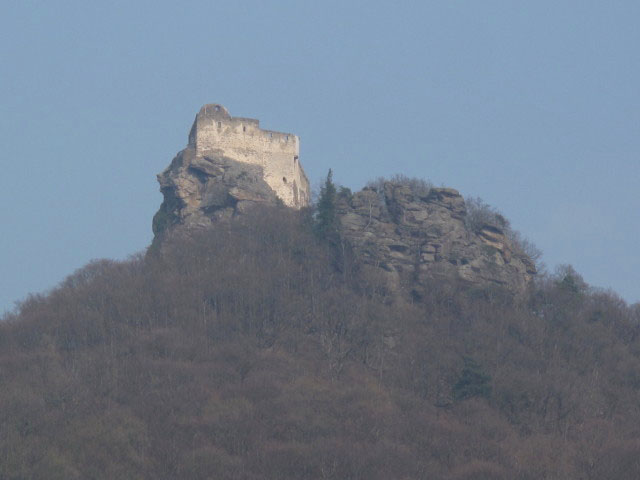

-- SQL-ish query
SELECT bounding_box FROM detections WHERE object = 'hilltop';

[2,205,639,479]
[154,105,536,296]
[1,106,639,479]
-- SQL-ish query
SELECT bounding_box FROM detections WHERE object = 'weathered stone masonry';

[189,104,309,208]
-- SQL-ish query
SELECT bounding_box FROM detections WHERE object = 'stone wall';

[188,104,309,208]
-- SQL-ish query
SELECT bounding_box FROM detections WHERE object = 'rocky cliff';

[336,183,537,296]
[153,106,536,295]
[153,146,280,237]
[153,105,307,239]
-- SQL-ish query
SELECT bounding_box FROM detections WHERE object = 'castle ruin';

[154,104,536,296]
[189,104,309,208]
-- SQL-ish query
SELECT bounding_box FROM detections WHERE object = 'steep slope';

[2,208,639,480]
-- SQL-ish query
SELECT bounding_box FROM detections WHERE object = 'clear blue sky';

[1,0,639,313]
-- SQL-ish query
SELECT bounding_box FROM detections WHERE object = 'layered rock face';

[153,105,309,238]
[336,184,537,295]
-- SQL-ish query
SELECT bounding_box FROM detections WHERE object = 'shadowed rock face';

[153,146,279,239]
[336,183,536,296]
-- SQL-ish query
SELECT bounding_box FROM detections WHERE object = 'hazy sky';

[1,0,639,313]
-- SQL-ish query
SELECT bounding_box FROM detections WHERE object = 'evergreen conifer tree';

[315,169,338,239]
[452,357,492,401]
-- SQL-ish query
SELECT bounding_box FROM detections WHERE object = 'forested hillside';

[2,206,640,479]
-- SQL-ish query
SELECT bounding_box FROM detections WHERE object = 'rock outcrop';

[153,104,536,295]
[153,104,309,239]
[336,183,536,296]
[153,147,280,236]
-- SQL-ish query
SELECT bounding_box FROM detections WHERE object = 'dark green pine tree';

[315,169,338,240]
[452,357,492,401]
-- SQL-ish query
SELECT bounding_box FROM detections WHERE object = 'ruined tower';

[188,104,309,208]
[153,104,310,238]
